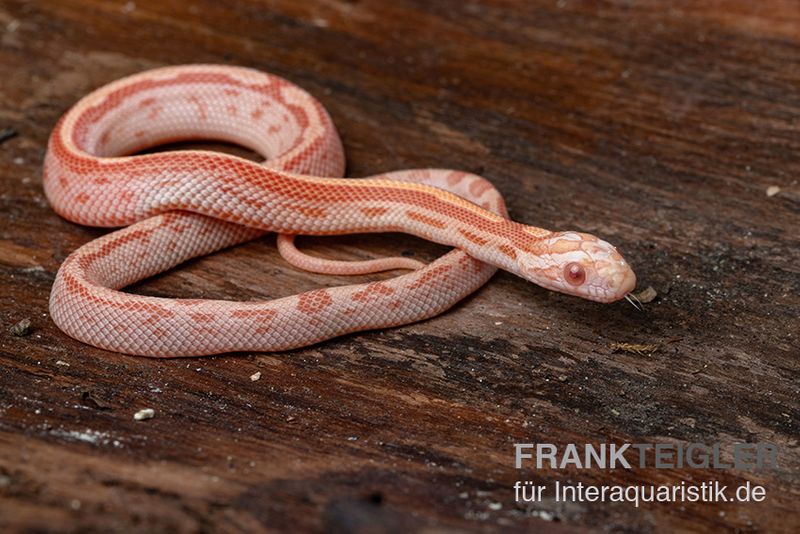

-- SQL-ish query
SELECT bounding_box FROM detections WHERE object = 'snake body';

[43,65,635,357]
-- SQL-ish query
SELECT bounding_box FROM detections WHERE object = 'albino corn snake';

[43,65,636,357]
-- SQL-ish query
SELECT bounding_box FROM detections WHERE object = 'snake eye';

[564,262,586,286]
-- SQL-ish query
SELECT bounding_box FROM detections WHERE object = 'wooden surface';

[1,0,798,531]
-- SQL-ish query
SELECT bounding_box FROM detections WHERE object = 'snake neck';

[376,183,551,276]
[450,219,553,276]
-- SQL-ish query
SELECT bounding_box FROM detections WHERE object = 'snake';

[43,65,636,357]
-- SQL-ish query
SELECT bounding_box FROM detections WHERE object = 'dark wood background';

[1,0,798,531]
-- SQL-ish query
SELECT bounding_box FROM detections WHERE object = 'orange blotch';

[230,308,278,323]
[406,210,447,229]
[498,244,517,260]
[459,228,489,246]
[469,179,492,197]
[297,289,333,315]
[175,299,207,306]
[352,282,395,303]
[143,313,163,326]
[168,223,189,234]
[458,254,484,273]
[292,205,327,218]
[360,207,389,218]
[189,312,215,323]
[187,95,207,120]
[447,171,466,186]
[407,264,453,290]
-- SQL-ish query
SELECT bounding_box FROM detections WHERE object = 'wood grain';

[1,0,798,531]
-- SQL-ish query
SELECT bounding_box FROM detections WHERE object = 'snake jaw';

[594,259,637,302]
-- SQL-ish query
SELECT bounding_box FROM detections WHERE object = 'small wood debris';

[81,390,112,410]
[9,318,31,336]
[766,185,780,197]
[56,360,70,367]
[633,286,657,304]
[610,342,659,355]
[250,371,261,381]
[133,408,155,421]
[0,127,17,145]
[532,510,555,522]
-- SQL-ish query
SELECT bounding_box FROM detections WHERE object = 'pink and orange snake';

[43,65,636,357]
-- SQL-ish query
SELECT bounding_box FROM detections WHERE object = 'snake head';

[516,231,636,303]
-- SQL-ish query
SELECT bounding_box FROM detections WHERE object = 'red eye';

[564,262,586,286]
